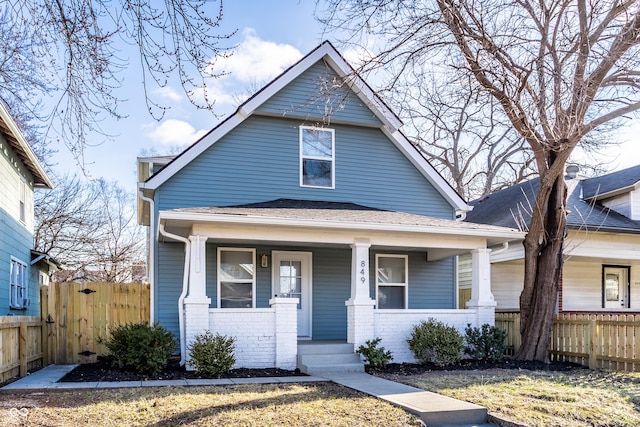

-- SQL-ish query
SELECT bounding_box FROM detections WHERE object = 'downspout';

[490,241,509,256]
[158,222,191,366]
[138,190,156,324]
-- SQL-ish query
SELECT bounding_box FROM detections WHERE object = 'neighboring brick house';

[462,165,640,313]
[0,103,55,316]
[137,41,521,370]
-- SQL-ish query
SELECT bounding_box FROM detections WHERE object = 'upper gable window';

[19,177,27,224]
[300,126,335,189]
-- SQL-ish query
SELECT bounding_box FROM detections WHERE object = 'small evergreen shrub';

[188,331,236,375]
[464,323,507,362]
[356,338,393,369]
[407,319,464,367]
[99,322,177,375]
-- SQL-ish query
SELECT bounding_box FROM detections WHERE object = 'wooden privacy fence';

[43,282,151,364]
[495,312,640,371]
[0,316,44,384]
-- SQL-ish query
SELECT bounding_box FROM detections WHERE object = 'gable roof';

[465,171,640,234]
[139,41,469,211]
[581,164,640,200]
[0,102,53,189]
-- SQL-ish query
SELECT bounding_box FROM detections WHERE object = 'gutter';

[158,222,191,367]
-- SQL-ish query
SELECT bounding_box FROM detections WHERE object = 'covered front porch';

[155,202,522,369]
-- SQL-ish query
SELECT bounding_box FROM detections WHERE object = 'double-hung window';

[217,248,255,308]
[376,254,408,309]
[300,126,335,188]
[10,258,28,309]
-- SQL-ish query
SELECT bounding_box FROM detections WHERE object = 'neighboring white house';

[461,165,640,313]
[0,102,55,316]
[137,41,523,371]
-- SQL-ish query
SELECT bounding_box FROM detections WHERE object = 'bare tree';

[1,1,233,164]
[35,175,145,283]
[389,71,536,199]
[320,0,640,361]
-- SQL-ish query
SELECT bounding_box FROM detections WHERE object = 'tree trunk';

[515,155,567,362]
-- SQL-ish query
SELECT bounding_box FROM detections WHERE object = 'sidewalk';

[2,365,498,427]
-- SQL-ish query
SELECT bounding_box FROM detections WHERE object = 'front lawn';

[0,383,422,427]
[376,367,640,427]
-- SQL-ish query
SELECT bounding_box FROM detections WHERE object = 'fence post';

[19,321,27,377]
[589,318,597,369]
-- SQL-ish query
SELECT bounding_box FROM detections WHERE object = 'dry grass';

[379,368,640,427]
[0,383,422,427]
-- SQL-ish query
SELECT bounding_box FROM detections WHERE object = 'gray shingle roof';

[169,199,517,234]
[465,170,640,234]
[581,164,640,199]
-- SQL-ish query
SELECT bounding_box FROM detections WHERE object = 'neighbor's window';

[19,177,27,224]
[300,126,335,188]
[376,254,408,309]
[10,258,28,309]
[217,248,255,308]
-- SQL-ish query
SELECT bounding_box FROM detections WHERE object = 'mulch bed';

[367,358,583,375]
[60,356,581,383]
[59,358,306,382]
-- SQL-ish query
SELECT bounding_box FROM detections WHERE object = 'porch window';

[300,126,335,188]
[376,254,408,309]
[10,257,28,309]
[217,248,255,308]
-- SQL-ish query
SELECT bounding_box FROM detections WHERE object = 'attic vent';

[566,165,580,179]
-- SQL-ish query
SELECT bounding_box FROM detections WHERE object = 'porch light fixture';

[260,254,269,268]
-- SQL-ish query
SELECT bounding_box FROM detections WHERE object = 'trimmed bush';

[356,338,393,369]
[407,319,464,367]
[188,331,236,375]
[99,322,177,375]
[464,323,507,362]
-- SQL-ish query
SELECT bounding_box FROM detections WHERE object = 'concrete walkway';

[2,366,497,426]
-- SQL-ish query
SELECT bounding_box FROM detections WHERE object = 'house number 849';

[360,260,366,283]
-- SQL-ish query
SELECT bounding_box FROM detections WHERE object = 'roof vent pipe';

[566,165,580,179]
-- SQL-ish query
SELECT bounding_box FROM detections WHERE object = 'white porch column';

[184,235,211,370]
[467,248,497,326]
[270,297,298,370]
[345,239,375,348]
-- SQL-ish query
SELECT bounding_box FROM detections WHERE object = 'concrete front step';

[297,341,365,375]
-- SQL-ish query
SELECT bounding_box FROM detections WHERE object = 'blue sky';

[51,1,328,188]
[50,1,637,189]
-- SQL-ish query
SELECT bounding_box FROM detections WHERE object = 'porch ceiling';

[158,206,523,260]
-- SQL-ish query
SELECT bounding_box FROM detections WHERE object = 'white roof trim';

[0,103,53,189]
[140,41,468,211]
[158,210,522,240]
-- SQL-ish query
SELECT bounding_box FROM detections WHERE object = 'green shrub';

[464,323,507,362]
[407,319,464,367]
[99,322,177,375]
[187,331,236,375]
[356,338,393,369]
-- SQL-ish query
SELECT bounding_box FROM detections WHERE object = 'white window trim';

[19,176,27,224]
[299,126,335,189]
[10,257,28,310]
[217,247,256,309]
[375,254,408,309]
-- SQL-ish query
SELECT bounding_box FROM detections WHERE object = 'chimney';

[566,164,580,179]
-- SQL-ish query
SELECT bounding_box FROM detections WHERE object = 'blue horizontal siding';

[256,60,383,127]
[311,247,351,340]
[156,243,185,339]
[0,206,39,316]
[158,116,453,219]
[408,255,455,309]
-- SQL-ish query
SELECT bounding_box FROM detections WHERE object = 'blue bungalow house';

[0,103,55,316]
[137,42,522,371]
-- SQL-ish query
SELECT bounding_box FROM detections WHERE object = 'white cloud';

[154,86,183,102]
[205,29,303,109]
[148,119,207,146]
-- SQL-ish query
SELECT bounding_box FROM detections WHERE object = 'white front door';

[604,267,628,309]
[272,251,312,338]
